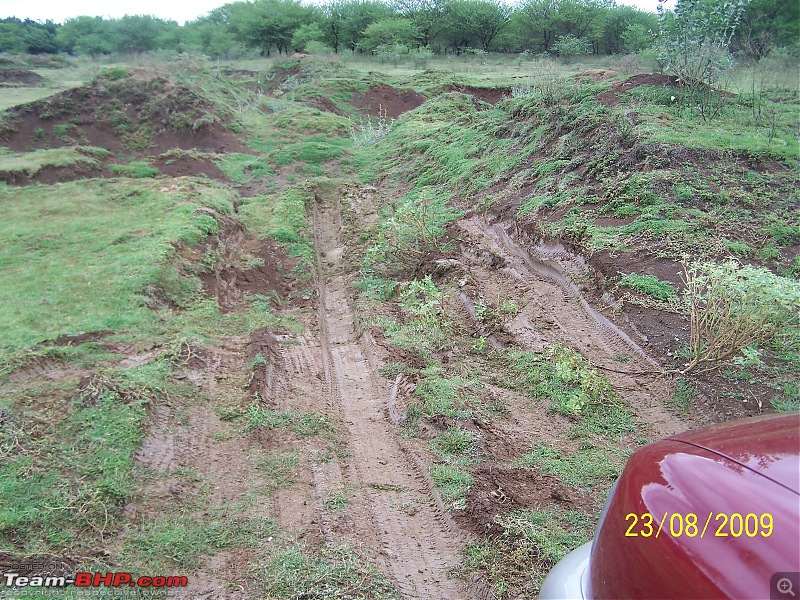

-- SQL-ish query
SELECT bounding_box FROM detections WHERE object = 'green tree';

[57,17,113,55]
[323,0,394,53]
[228,0,310,55]
[657,0,747,86]
[361,18,420,51]
[291,23,326,51]
[443,0,510,52]
[112,15,174,54]
[733,0,799,58]
[394,0,449,47]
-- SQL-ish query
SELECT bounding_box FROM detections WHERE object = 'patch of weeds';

[239,186,313,273]
[492,345,618,417]
[292,412,333,437]
[618,273,677,302]
[377,362,405,379]
[430,464,473,510]
[123,513,276,571]
[323,492,349,511]
[770,381,800,412]
[430,426,479,463]
[460,507,593,597]
[0,377,148,555]
[516,444,620,491]
[406,365,477,420]
[217,153,274,182]
[257,450,299,491]
[254,542,399,599]
[241,402,332,438]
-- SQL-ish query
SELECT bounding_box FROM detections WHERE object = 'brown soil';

[43,330,114,346]
[153,154,232,182]
[0,68,45,86]
[0,163,109,186]
[454,466,588,535]
[181,215,295,313]
[597,73,736,107]
[446,86,509,105]
[352,84,426,118]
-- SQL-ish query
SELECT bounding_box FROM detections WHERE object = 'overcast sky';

[1,0,666,25]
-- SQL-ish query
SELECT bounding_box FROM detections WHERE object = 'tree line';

[0,0,795,60]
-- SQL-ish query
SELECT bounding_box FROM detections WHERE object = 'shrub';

[680,260,800,374]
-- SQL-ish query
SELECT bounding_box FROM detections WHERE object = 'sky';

[0,0,666,25]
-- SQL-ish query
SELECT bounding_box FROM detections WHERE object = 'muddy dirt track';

[313,191,467,598]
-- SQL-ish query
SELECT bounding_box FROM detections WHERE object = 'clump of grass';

[0,146,108,178]
[406,365,477,420]
[516,444,620,491]
[241,402,332,438]
[430,464,473,509]
[771,381,800,412]
[107,162,159,179]
[460,507,592,597]
[123,512,276,571]
[254,543,399,599]
[493,345,617,416]
[257,450,299,491]
[618,273,677,302]
[239,186,314,272]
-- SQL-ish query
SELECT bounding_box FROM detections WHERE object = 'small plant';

[350,105,394,147]
[668,378,696,415]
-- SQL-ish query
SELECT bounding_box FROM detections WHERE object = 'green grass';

[239,186,314,272]
[240,403,333,438]
[516,444,621,492]
[0,361,174,556]
[618,273,677,302]
[256,450,299,491]
[492,345,618,417]
[122,511,276,571]
[0,179,234,359]
[668,378,696,415]
[430,464,473,509]
[217,152,274,182]
[406,365,478,420]
[0,146,108,177]
[253,542,399,599]
[461,507,593,597]
[107,161,159,178]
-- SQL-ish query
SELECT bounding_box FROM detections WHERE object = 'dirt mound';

[597,73,682,106]
[153,154,232,181]
[454,465,583,535]
[0,68,45,86]
[0,73,248,155]
[446,86,509,105]
[352,84,426,118]
[596,73,737,107]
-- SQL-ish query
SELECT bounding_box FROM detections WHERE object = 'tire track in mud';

[460,216,684,437]
[313,193,466,600]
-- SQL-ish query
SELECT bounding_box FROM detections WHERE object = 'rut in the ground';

[313,191,467,599]
[459,216,684,438]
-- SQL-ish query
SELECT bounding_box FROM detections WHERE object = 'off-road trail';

[312,191,466,599]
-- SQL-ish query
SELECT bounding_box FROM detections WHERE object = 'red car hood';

[670,412,800,494]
